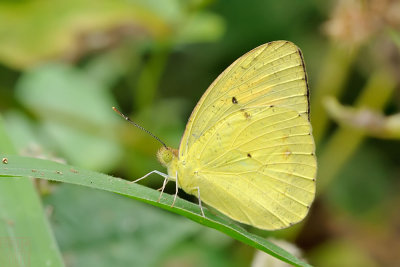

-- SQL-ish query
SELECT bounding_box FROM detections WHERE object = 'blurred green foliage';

[1,0,400,266]
[44,184,205,267]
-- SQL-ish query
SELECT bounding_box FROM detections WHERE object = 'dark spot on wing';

[240,109,251,119]
[232,97,238,104]
[247,153,252,158]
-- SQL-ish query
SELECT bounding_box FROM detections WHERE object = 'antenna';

[112,107,167,148]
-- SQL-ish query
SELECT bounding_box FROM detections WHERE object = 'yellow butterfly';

[115,41,317,230]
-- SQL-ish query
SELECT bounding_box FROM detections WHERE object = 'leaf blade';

[0,154,311,267]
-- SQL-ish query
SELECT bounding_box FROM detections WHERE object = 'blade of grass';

[0,154,311,267]
[0,117,64,267]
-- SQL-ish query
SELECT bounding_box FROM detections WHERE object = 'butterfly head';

[157,146,178,168]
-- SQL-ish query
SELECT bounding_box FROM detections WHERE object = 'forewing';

[179,41,309,157]
[183,106,316,230]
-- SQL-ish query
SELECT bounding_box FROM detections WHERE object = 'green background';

[1,0,400,266]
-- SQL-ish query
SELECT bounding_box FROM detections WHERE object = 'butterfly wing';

[176,41,316,230]
[179,41,310,158]
[179,106,316,230]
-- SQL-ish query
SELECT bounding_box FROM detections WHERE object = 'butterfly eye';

[157,147,175,167]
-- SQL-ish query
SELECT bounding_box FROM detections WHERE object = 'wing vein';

[235,123,310,148]
[207,174,296,224]
[265,168,316,180]
[249,143,314,152]
[256,173,312,202]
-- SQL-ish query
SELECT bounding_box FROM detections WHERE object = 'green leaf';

[45,184,201,267]
[13,63,122,171]
[174,12,225,44]
[0,179,64,267]
[0,0,224,69]
[0,154,311,267]
[0,117,64,267]
[0,0,173,69]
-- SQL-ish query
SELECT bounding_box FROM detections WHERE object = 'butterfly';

[115,41,317,230]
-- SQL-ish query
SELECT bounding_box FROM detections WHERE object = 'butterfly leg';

[157,174,171,202]
[129,170,168,184]
[171,171,179,207]
[156,180,169,191]
[156,173,170,192]
[127,170,169,203]
[195,186,205,217]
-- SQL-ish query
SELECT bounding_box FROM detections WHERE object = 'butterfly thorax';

[157,146,200,194]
